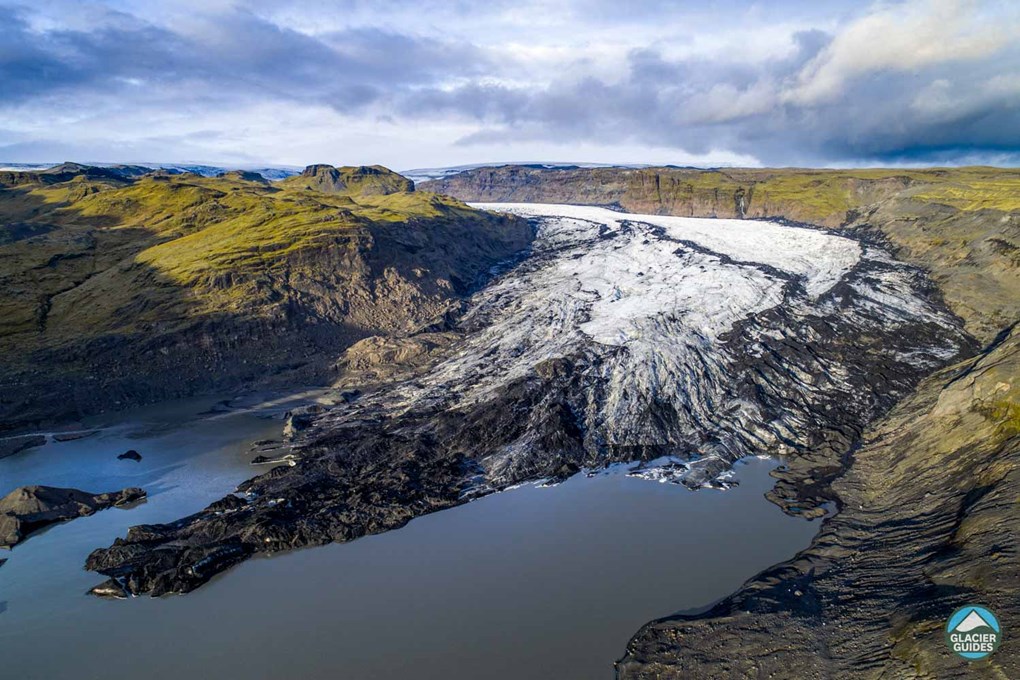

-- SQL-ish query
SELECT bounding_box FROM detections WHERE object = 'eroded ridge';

[86,205,973,596]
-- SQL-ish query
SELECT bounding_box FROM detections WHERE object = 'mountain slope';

[0,165,531,431]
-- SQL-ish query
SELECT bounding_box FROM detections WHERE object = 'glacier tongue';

[303,203,969,489]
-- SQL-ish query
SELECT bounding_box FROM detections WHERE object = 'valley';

[81,202,967,602]
[4,2,1019,677]
[1,163,1017,678]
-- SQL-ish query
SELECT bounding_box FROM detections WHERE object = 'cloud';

[415,0,1020,165]
[0,0,1017,167]
[0,4,486,111]
[785,0,1014,105]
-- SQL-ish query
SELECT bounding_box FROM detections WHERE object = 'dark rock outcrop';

[0,435,45,459]
[86,456,468,596]
[117,450,142,461]
[1,486,146,549]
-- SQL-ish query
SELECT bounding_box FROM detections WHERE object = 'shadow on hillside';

[0,178,533,434]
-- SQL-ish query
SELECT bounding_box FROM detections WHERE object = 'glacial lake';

[0,398,819,679]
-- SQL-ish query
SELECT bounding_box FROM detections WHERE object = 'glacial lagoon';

[0,399,818,679]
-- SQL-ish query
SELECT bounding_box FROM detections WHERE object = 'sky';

[1,0,1018,169]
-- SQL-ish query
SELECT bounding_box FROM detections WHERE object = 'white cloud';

[785,0,1016,105]
[678,80,780,125]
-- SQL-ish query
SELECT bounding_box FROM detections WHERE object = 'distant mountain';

[0,161,302,180]
[277,164,415,195]
[400,161,660,183]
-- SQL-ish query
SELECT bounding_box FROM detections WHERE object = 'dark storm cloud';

[408,12,1020,165]
[0,6,104,100]
[0,4,487,112]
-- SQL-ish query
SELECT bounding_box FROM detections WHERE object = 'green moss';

[752,174,854,219]
[911,178,1020,212]
[0,166,506,344]
[276,164,415,196]
[978,398,1020,437]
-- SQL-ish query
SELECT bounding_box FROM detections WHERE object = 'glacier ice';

[301,203,971,489]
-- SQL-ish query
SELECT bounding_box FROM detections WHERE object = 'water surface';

[0,400,818,679]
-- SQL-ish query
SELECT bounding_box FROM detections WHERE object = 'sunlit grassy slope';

[654,166,1020,222]
[0,166,514,343]
[0,163,535,428]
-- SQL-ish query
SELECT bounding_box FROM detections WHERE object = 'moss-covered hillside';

[276,164,415,195]
[423,165,1020,227]
[0,165,531,431]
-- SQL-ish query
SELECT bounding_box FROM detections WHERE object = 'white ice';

[473,203,861,297]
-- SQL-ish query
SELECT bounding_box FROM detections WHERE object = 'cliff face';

[0,165,531,431]
[422,166,933,226]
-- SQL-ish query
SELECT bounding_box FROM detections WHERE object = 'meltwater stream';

[0,400,818,680]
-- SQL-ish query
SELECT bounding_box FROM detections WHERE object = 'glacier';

[303,203,969,487]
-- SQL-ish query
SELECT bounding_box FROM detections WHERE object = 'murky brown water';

[0,399,819,679]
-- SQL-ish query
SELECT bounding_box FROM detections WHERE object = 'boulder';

[87,578,128,599]
[282,404,325,439]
